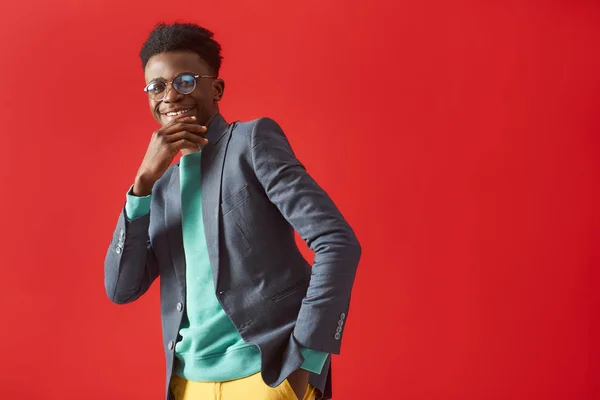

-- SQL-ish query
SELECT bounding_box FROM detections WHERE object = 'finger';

[171,138,204,152]
[165,131,209,145]
[162,122,208,136]
[176,134,207,148]
[166,115,197,126]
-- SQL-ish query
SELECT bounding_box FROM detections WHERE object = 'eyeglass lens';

[147,74,197,100]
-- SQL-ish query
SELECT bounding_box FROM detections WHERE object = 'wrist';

[133,175,154,196]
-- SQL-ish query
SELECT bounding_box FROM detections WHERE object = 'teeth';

[166,109,190,116]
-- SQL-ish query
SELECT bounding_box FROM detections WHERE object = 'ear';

[212,78,225,101]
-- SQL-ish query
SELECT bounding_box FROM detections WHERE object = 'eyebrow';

[148,78,166,84]
[148,71,198,84]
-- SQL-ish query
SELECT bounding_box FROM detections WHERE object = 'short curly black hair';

[139,22,223,75]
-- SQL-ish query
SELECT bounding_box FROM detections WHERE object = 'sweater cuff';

[299,348,329,374]
[125,185,151,221]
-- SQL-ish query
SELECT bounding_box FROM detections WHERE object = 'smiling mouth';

[164,109,193,117]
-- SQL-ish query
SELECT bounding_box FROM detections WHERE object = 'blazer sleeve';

[250,117,362,354]
[104,187,159,304]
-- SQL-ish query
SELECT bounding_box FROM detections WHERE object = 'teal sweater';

[125,150,328,381]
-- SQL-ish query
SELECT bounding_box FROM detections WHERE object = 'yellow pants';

[170,373,317,400]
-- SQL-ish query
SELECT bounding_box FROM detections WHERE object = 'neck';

[202,105,220,126]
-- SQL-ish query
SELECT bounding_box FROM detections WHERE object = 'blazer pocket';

[271,276,311,302]
[222,185,251,215]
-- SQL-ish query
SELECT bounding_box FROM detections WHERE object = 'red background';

[0,0,599,399]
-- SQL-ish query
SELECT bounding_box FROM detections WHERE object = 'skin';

[132,51,309,399]
[132,51,224,196]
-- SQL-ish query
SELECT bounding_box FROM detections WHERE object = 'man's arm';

[251,117,362,355]
[105,115,208,305]
[104,186,159,304]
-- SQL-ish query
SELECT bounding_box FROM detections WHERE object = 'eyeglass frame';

[143,73,218,101]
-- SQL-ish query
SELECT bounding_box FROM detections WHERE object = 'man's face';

[144,51,224,127]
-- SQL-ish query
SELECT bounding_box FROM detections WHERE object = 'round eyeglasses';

[144,73,217,101]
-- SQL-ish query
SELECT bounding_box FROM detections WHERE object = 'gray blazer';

[104,114,361,399]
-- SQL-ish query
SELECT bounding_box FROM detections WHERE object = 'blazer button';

[176,303,183,312]
[168,340,174,350]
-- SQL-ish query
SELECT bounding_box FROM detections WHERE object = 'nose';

[162,83,183,103]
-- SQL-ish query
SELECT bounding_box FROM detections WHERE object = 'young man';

[104,22,361,400]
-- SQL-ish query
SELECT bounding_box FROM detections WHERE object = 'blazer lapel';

[201,114,231,290]
[164,113,231,292]
[164,167,186,293]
